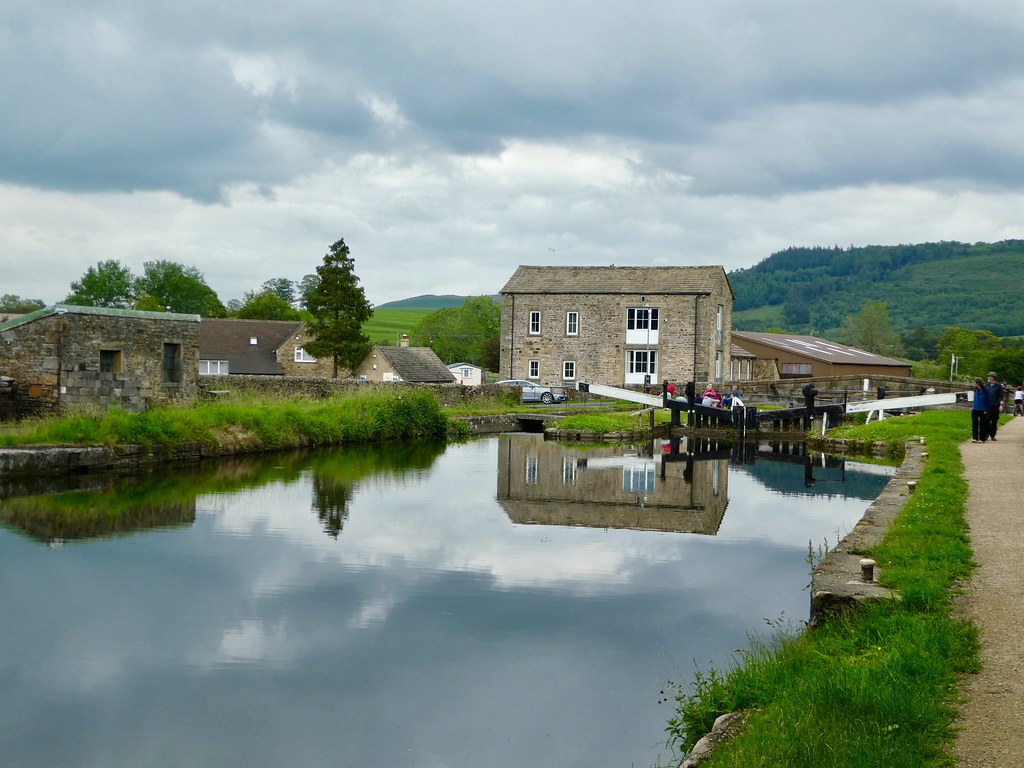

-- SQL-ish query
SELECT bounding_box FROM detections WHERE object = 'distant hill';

[728,240,1024,337]
[375,295,468,310]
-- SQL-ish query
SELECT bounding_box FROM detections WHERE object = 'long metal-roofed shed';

[731,331,912,379]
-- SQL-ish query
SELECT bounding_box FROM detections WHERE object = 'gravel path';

[954,415,1024,767]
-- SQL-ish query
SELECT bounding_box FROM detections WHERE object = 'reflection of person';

[985,371,1004,441]
[971,377,990,443]
[1015,385,1023,416]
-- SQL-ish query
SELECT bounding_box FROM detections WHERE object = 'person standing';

[985,371,1004,441]
[971,377,990,443]
[1015,385,1023,416]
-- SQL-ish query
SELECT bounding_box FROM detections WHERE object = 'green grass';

[0,389,454,449]
[667,410,980,767]
[554,408,672,434]
[363,307,435,344]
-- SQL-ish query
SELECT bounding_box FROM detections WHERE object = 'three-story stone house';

[499,265,733,390]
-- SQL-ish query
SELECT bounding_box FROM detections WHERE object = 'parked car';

[494,379,567,404]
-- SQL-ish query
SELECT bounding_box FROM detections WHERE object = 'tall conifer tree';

[305,238,373,378]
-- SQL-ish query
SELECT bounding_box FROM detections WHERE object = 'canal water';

[0,434,893,768]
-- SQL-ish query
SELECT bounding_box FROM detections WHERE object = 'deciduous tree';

[135,260,227,317]
[843,301,901,356]
[235,290,301,320]
[410,296,500,369]
[65,260,137,308]
[0,294,46,313]
[304,239,373,377]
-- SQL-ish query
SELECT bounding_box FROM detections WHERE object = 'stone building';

[198,319,336,378]
[352,341,455,384]
[499,265,734,389]
[0,305,200,415]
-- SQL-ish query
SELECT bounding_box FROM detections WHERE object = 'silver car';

[494,379,567,404]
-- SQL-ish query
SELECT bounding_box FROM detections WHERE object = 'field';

[364,307,435,344]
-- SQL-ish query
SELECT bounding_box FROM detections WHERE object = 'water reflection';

[497,434,730,534]
[0,442,449,544]
[0,436,894,768]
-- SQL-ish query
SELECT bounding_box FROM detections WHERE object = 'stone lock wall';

[0,313,200,415]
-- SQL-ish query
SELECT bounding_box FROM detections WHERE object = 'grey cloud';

[6,1,1024,201]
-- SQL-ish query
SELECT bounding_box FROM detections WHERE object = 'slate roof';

[0,304,200,332]
[731,331,909,367]
[375,346,456,383]
[500,265,732,297]
[199,318,304,375]
[730,343,756,358]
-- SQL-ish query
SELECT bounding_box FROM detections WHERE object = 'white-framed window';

[715,351,722,380]
[627,306,659,331]
[525,454,538,485]
[528,359,540,379]
[563,361,576,380]
[623,464,656,492]
[294,346,318,363]
[199,359,229,376]
[716,304,724,345]
[249,336,258,346]
[529,310,541,335]
[626,306,659,345]
[566,311,579,336]
[627,349,658,375]
[562,456,577,486]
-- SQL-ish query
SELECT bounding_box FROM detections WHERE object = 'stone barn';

[0,305,200,416]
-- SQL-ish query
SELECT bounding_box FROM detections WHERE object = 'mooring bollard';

[860,558,876,583]
[907,480,917,493]
[919,437,926,445]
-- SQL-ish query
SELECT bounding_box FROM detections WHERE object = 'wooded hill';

[728,240,1024,337]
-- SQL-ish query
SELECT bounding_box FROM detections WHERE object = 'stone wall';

[734,374,968,404]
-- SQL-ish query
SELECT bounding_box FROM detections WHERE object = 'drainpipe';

[508,294,515,379]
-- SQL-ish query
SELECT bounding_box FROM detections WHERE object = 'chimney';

[400,334,410,347]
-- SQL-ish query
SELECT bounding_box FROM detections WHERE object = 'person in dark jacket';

[971,377,989,443]
[985,371,1004,441]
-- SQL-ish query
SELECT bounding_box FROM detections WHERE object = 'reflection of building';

[496,435,728,535]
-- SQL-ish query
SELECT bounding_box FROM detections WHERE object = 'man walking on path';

[955,416,1024,766]
[984,372,1004,441]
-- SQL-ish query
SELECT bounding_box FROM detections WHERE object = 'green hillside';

[728,240,1024,337]
[363,307,436,344]
[375,294,468,310]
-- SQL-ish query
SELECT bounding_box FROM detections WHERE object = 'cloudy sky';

[4,1,1024,308]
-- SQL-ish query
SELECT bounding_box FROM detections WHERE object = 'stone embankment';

[683,437,923,766]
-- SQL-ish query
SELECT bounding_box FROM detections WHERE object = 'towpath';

[955,415,1024,767]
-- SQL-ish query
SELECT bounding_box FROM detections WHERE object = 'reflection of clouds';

[346,591,399,630]
[196,443,884,603]
[216,620,292,665]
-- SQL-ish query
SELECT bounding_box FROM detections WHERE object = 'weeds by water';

[0,389,453,449]
[666,410,980,767]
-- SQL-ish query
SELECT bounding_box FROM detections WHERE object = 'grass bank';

[667,410,980,767]
[0,389,457,450]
